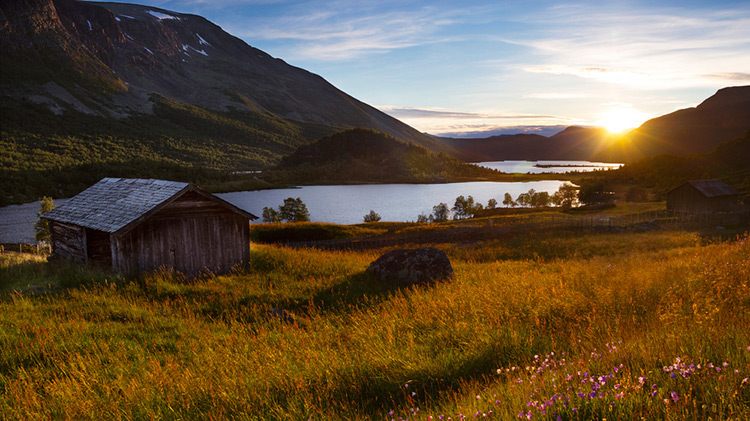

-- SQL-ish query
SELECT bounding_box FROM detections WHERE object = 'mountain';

[0,0,438,146]
[273,127,505,184]
[0,0,455,204]
[436,126,620,162]
[598,86,750,162]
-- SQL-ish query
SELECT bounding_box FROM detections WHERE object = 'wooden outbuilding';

[666,179,740,214]
[42,178,258,276]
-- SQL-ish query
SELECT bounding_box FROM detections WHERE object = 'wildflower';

[638,376,646,384]
[742,378,748,385]
[412,392,417,397]
[670,391,679,403]
[476,395,481,400]
[651,390,658,397]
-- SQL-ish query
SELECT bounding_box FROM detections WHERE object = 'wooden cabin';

[666,179,740,214]
[42,178,258,276]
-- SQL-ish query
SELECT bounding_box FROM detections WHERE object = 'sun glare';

[597,107,649,134]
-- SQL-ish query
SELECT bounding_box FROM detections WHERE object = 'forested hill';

[273,128,507,184]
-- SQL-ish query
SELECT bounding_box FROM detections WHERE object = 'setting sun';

[597,107,650,133]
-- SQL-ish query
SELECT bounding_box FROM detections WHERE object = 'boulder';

[366,247,453,285]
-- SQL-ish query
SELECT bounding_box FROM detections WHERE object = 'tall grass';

[0,231,748,419]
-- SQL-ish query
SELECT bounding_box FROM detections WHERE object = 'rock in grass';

[366,247,453,285]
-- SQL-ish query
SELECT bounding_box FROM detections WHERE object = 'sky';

[93,0,750,137]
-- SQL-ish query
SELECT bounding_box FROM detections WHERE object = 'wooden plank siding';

[667,184,739,213]
[112,192,250,276]
[49,221,87,263]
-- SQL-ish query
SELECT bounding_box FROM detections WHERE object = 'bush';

[363,210,381,223]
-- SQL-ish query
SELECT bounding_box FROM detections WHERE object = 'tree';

[278,197,310,222]
[487,198,497,209]
[452,195,482,219]
[34,196,55,242]
[502,192,516,208]
[578,181,615,207]
[416,213,429,223]
[432,203,450,222]
[363,210,381,223]
[262,206,282,223]
[551,184,579,209]
[530,191,550,208]
[516,192,530,207]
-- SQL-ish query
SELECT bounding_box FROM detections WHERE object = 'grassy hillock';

[2,225,749,419]
[272,127,509,184]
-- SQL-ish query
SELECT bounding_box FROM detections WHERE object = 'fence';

[0,243,51,255]
[278,208,750,252]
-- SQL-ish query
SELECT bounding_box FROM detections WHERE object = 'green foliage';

[432,202,450,222]
[261,207,282,223]
[452,195,483,220]
[0,97,326,204]
[578,180,616,206]
[503,192,516,208]
[33,196,55,242]
[279,197,310,222]
[551,183,579,209]
[363,210,382,223]
[273,127,508,185]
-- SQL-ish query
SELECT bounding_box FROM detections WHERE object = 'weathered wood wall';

[667,184,738,213]
[112,192,250,275]
[49,221,86,263]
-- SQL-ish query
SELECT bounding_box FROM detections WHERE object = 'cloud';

[227,2,472,60]
[377,106,580,136]
[510,5,750,90]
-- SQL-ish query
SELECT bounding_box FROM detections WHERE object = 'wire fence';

[280,209,750,252]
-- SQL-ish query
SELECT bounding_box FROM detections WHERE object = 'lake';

[0,180,569,243]
[477,160,622,174]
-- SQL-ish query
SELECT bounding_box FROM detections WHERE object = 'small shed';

[42,178,258,275]
[666,179,740,214]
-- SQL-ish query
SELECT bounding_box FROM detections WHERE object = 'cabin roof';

[42,178,257,235]
[672,179,739,198]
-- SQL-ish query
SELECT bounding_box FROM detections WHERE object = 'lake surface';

[0,181,569,243]
[477,160,622,174]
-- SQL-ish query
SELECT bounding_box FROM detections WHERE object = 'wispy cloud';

[227,2,473,60]
[510,6,750,89]
[378,105,580,136]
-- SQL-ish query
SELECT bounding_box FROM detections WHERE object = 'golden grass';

[0,230,748,419]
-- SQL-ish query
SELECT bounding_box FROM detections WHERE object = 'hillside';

[0,0,452,204]
[437,126,622,162]
[273,128,506,184]
[603,130,750,199]
[598,86,750,162]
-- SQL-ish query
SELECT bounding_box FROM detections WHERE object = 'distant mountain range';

[436,126,620,162]
[439,86,750,163]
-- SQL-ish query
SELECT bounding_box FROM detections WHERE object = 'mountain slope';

[0,0,445,147]
[598,86,750,162]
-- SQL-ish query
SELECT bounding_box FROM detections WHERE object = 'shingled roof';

[42,178,257,235]
[682,180,739,198]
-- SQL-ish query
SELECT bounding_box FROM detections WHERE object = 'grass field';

[1,227,749,419]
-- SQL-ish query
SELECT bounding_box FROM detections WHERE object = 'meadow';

[1,227,749,420]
